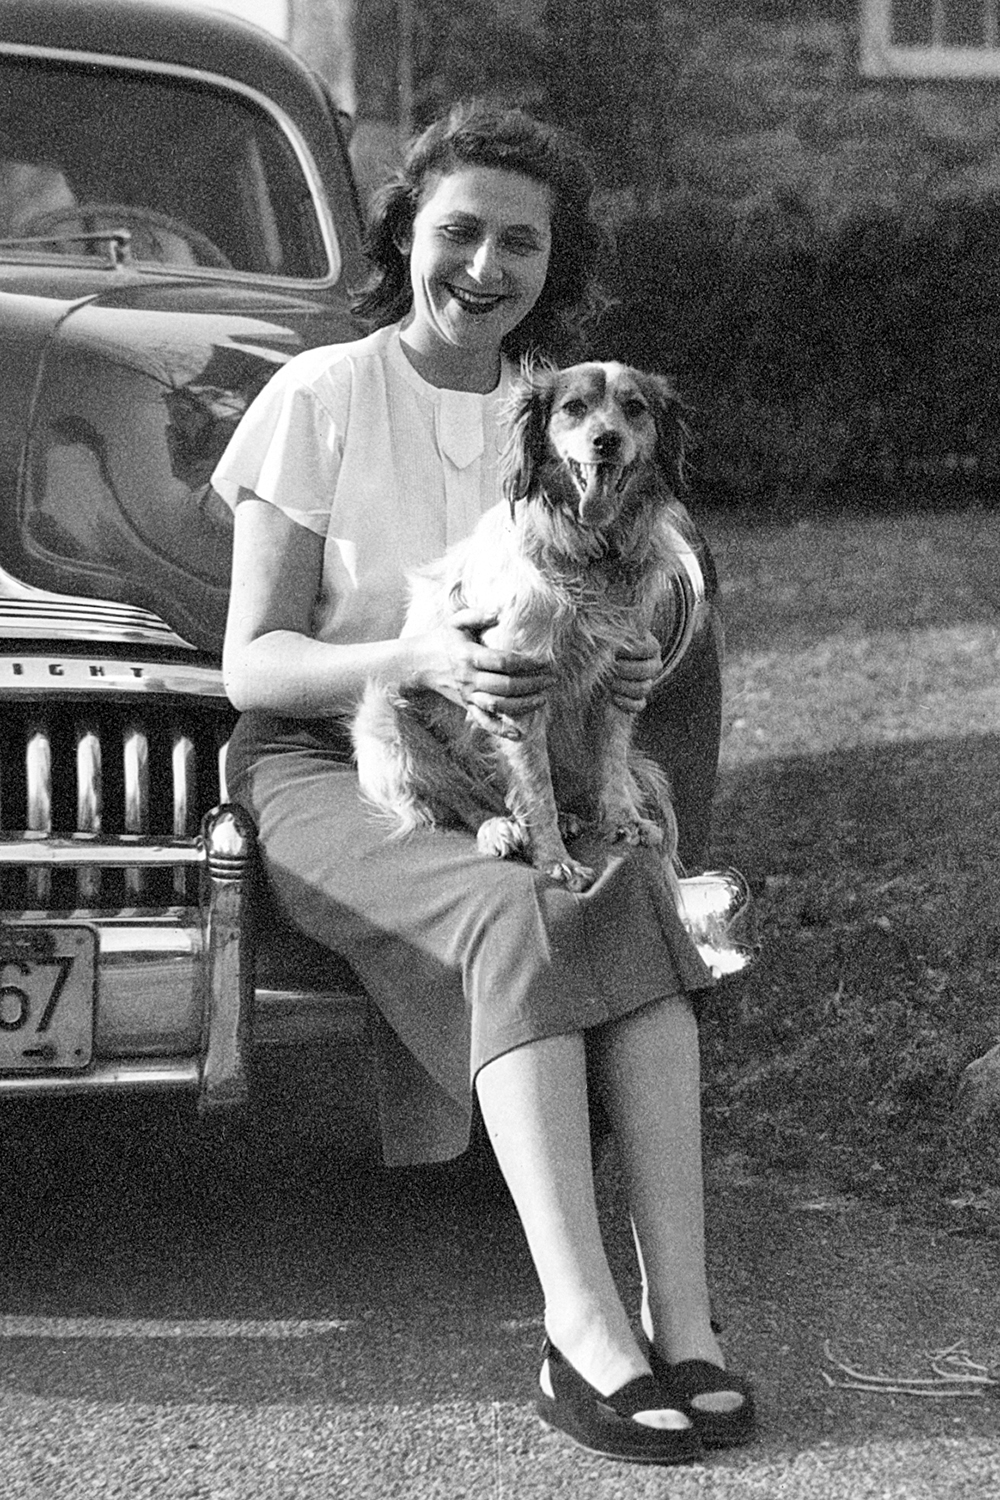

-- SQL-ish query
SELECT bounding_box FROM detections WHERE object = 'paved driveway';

[1,1093,997,1498]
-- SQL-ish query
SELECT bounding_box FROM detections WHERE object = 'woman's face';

[400,165,553,383]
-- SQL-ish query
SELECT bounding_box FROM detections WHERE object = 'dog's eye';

[559,398,589,419]
[620,398,649,422]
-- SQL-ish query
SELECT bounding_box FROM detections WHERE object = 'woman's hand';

[610,632,662,715]
[414,607,555,739]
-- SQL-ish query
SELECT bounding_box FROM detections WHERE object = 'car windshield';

[0,54,332,277]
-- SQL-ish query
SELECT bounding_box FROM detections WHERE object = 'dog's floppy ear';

[500,358,559,518]
[637,370,689,494]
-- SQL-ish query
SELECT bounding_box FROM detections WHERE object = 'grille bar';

[1,702,233,908]
[0,836,206,866]
[124,725,149,900]
[26,724,52,905]
[76,723,102,904]
[173,733,196,898]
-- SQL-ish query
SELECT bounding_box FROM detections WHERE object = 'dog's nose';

[591,429,622,459]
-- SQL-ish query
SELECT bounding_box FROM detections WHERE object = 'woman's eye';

[504,235,543,256]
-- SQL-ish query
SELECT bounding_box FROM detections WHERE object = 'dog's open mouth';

[564,458,633,522]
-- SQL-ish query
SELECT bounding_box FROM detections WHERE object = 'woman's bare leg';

[475,1031,649,1397]
[593,996,742,1412]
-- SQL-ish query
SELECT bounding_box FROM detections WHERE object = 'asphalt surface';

[1,1082,998,1500]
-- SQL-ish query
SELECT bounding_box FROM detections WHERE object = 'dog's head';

[501,361,687,531]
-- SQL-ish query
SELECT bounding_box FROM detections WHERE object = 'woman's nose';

[469,238,502,283]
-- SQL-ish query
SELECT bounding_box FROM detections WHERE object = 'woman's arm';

[223,496,417,716]
[222,495,553,727]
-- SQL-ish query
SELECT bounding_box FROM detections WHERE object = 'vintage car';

[0,0,377,1113]
[0,0,729,1124]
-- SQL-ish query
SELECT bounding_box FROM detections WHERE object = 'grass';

[696,503,1000,1215]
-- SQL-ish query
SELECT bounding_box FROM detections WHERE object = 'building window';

[860,0,1000,75]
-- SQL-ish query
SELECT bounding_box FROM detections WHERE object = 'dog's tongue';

[571,461,622,525]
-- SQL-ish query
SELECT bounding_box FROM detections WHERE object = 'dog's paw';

[606,814,664,847]
[477,816,530,861]
[543,857,596,892]
[632,816,664,848]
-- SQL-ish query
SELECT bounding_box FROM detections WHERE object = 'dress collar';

[388,325,515,469]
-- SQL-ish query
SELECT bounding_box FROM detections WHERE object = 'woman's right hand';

[414,607,554,739]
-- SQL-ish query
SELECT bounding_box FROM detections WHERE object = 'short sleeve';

[212,362,344,537]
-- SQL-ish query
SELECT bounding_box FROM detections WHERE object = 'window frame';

[859,0,1000,77]
[0,40,342,285]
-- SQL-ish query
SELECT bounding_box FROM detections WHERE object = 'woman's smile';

[399,165,553,389]
[446,284,507,315]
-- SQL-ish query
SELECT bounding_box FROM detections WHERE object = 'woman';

[214,101,754,1465]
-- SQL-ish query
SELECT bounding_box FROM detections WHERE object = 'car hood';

[0,274,356,654]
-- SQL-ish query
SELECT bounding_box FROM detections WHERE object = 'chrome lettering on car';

[1,656,224,696]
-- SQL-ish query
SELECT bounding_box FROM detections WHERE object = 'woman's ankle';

[644,1303,724,1369]
[543,1311,650,1398]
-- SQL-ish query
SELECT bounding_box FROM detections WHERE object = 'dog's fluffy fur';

[351,360,699,894]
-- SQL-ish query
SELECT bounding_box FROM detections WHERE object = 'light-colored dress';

[212,322,513,645]
[213,322,715,1166]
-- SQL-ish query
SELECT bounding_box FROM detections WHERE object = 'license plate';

[0,924,96,1071]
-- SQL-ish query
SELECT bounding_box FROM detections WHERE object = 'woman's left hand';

[610,632,662,715]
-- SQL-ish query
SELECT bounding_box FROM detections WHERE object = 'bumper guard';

[0,804,256,1111]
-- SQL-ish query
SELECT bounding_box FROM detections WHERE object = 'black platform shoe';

[648,1348,757,1449]
[536,1340,703,1466]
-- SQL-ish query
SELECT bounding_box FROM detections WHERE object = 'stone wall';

[591,2,1000,505]
[343,0,1000,503]
[637,2,1000,220]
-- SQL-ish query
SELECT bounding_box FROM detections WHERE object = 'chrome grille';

[1,702,234,909]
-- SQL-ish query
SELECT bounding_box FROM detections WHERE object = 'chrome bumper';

[0,805,369,1111]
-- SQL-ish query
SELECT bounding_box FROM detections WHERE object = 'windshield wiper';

[0,228,132,268]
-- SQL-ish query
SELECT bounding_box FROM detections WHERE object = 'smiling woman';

[211,100,754,1464]
[395,167,553,392]
[353,103,606,368]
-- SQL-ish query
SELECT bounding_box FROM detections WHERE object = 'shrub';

[597,190,1000,507]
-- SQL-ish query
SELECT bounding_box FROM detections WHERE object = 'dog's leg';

[626,743,685,913]
[478,713,596,892]
[595,704,666,849]
[353,683,504,835]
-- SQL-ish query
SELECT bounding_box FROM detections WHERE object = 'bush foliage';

[349,0,1000,510]
[596,190,1000,510]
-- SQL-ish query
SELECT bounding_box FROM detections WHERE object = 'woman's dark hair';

[351,100,607,362]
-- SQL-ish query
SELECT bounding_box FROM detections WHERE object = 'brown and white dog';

[351,360,702,895]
